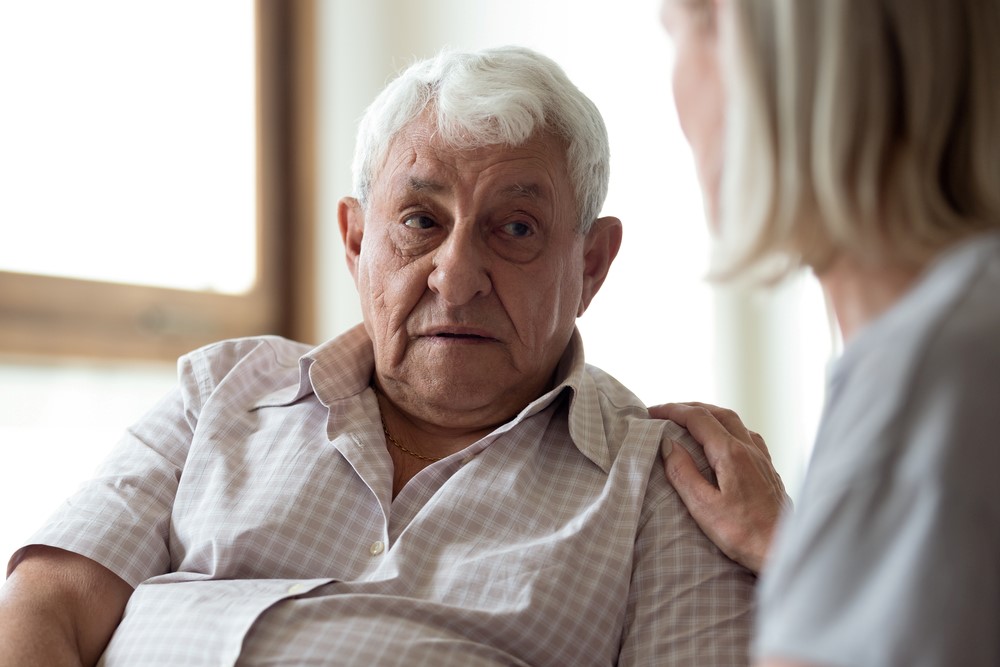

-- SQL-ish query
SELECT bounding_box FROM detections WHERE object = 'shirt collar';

[251,324,374,409]
[253,323,613,472]
[513,330,613,472]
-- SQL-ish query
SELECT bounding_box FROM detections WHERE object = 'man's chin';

[403,375,527,427]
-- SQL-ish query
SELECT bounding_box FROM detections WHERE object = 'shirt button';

[370,540,385,556]
[287,583,307,595]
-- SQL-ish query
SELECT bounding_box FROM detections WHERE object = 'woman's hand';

[651,402,792,574]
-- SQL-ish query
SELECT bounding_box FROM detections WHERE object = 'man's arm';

[0,546,132,667]
[650,402,791,574]
[618,440,757,666]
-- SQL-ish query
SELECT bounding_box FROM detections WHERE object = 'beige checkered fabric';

[19,325,753,666]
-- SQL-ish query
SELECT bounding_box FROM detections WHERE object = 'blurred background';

[0,0,833,562]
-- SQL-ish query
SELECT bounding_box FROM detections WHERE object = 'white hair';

[351,46,610,231]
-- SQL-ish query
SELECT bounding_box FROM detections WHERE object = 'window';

[0,0,316,360]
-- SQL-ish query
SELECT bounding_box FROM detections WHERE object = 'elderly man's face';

[339,114,620,429]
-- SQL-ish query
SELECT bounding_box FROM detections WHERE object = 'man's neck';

[374,385,498,460]
[373,384,512,499]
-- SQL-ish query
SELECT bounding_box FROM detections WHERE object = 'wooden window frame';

[0,0,316,361]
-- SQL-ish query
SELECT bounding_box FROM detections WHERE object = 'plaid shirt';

[20,325,753,666]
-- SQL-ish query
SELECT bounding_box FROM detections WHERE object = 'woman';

[655,0,1000,665]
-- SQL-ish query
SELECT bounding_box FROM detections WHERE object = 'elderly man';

[0,46,753,666]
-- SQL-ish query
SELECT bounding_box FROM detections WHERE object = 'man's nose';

[427,226,492,305]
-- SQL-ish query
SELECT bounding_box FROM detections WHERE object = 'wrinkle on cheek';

[371,276,419,367]
[504,256,581,358]
[369,285,394,335]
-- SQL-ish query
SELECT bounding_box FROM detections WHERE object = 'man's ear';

[338,196,364,283]
[578,216,623,316]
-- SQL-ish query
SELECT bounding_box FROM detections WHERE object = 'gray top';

[755,232,1000,666]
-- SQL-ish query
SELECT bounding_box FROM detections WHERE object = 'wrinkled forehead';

[373,115,574,205]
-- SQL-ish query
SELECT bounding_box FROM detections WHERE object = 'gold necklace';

[379,414,444,462]
[371,383,444,462]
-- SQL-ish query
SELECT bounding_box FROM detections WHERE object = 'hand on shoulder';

[651,402,792,574]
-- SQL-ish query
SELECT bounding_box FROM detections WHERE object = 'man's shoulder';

[582,363,646,411]
[573,363,652,463]
[575,363,717,493]
[181,335,312,371]
[176,335,314,402]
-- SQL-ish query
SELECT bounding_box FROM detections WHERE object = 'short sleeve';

[6,349,214,586]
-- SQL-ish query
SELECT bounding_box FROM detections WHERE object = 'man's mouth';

[426,327,499,342]
[436,332,484,339]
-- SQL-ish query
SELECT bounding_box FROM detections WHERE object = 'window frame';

[0,0,316,361]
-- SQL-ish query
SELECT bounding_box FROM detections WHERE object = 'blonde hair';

[714,0,1000,281]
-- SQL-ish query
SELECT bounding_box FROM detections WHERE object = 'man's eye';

[501,221,533,238]
[403,215,435,230]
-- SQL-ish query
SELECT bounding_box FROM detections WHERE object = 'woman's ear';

[338,196,364,284]
[578,216,623,316]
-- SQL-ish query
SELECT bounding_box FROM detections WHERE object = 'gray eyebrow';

[402,178,547,201]
[497,183,546,201]
[406,177,446,193]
